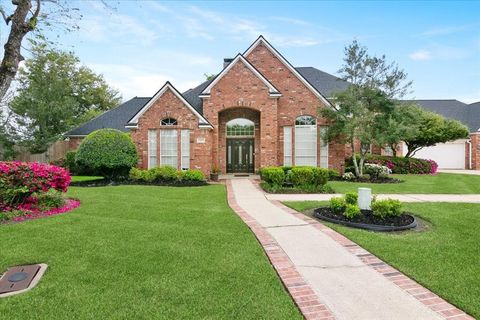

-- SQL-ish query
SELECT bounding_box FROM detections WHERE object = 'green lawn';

[328,172,480,194]
[284,201,480,318]
[0,185,301,319]
[70,175,104,182]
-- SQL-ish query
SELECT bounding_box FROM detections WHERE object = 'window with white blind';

[319,126,329,168]
[181,129,190,170]
[160,129,178,167]
[295,116,317,166]
[148,130,157,169]
[283,126,292,166]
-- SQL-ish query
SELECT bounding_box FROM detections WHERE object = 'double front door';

[227,139,254,173]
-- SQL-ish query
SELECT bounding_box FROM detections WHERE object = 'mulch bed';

[2,199,81,225]
[313,206,417,231]
[70,179,208,187]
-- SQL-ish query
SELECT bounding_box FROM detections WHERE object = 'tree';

[402,104,469,157]
[10,44,122,153]
[0,0,81,100]
[321,40,412,176]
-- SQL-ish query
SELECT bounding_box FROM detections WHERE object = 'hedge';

[346,155,438,174]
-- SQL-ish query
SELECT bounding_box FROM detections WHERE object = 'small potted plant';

[210,165,220,181]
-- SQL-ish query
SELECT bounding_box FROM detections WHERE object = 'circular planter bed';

[313,206,417,232]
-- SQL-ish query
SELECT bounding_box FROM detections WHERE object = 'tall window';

[181,129,190,170]
[148,130,157,169]
[160,130,178,167]
[226,118,254,137]
[319,126,328,168]
[295,115,317,166]
[283,126,292,166]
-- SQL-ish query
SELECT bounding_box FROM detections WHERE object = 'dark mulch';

[331,176,404,184]
[70,179,208,187]
[314,206,415,227]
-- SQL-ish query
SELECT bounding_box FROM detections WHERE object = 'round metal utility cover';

[8,272,28,283]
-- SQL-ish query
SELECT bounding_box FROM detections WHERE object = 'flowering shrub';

[0,161,71,210]
[347,155,438,174]
[364,163,392,178]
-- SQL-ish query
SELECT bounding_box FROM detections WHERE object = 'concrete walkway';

[230,179,457,320]
[439,169,480,175]
[266,193,480,203]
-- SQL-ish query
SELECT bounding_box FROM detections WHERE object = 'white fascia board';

[200,54,281,97]
[128,82,211,127]
[244,36,332,107]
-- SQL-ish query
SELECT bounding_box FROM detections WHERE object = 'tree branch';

[0,6,13,24]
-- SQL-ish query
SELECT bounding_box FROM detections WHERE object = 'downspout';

[466,139,472,170]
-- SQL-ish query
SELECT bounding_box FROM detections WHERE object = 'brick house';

[66,36,480,173]
[67,36,350,175]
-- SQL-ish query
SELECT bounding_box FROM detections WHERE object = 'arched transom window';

[226,118,254,137]
[161,118,177,126]
[295,115,317,166]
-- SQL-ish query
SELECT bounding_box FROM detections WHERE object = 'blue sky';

[3,0,480,103]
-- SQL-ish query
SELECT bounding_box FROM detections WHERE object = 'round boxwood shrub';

[75,129,138,180]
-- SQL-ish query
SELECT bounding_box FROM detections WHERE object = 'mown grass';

[329,172,480,194]
[284,200,480,318]
[0,185,301,319]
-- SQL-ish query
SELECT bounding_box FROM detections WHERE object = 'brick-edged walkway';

[226,180,335,320]
[226,179,474,320]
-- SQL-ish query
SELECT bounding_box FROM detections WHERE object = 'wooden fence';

[14,140,70,163]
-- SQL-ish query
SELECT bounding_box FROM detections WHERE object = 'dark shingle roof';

[296,67,350,98]
[406,99,480,132]
[66,97,150,136]
[182,78,213,114]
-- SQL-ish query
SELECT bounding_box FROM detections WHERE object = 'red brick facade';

[126,38,348,175]
[66,37,479,173]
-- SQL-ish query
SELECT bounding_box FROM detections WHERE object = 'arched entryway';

[218,108,260,174]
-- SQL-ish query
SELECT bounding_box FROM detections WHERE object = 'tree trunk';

[350,141,360,177]
[0,0,37,100]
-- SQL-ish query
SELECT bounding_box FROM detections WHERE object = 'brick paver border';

[226,180,336,320]
[269,199,474,320]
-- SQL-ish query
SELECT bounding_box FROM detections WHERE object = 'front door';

[227,139,254,173]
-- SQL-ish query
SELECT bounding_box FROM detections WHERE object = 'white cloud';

[409,49,432,61]
[409,45,470,61]
[418,24,474,37]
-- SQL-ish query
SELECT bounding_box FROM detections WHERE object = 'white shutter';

[283,126,292,166]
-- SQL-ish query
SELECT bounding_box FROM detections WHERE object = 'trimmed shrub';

[0,162,71,209]
[75,129,138,180]
[260,167,285,186]
[345,192,358,205]
[344,204,361,219]
[312,167,329,186]
[346,155,438,175]
[329,197,345,214]
[290,167,314,186]
[179,169,205,181]
[364,163,391,178]
[150,166,178,182]
[371,199,402,218]
[327,169,340,180]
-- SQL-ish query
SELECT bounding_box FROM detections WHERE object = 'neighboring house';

[66,36,479,173]
[403,100,480,169]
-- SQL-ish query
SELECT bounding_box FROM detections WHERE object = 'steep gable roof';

[199,54,281,97]
[244,35,332,107]
[127,81,212,128]
[66,97,150,136]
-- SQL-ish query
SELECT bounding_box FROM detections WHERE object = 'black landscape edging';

[313,208,417,232]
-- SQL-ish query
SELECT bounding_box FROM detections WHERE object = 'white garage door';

[403,140,466,169]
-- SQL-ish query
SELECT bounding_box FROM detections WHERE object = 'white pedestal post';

[358,188,372,210]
